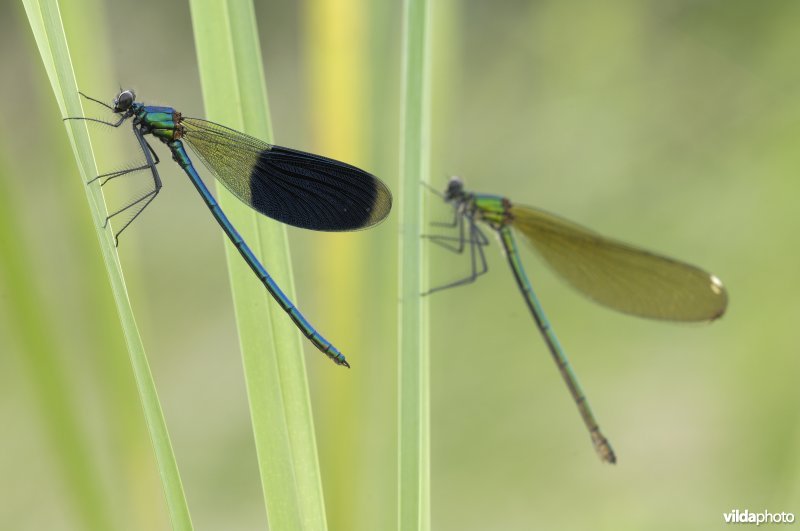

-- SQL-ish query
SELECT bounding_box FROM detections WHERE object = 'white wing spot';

[709,275,724,295]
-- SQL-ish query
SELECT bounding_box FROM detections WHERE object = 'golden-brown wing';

[510,205,727,321]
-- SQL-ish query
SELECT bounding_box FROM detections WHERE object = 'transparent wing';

[181,117,392,231]
[510,205,727,321]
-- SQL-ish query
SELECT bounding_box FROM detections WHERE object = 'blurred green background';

[2,0,799,529]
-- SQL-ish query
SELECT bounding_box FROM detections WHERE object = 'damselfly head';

[444,176,464,202]
[113,89,136,113]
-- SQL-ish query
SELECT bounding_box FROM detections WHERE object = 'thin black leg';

[424,217,490,295]
[421,181,459,227]
[90,164,153,186]
[424,208,489,253]
[63,115,126,128]
[106,126,162,246]
[90,143,161,186]
[78,92,114,111]
[430,205,460,228]
[105,189,159,247]
[105,189,158,222]
[423,211,466,253]
[421,180,444,198]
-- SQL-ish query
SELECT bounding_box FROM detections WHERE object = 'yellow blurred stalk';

[304,0,369,529]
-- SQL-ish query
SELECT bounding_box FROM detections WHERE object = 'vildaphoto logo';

[723,509,795,525]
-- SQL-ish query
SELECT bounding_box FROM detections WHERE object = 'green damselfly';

[66,90,392,367]
[426,177,727,463]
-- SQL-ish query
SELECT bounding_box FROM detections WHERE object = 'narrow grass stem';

[398,0,432,530]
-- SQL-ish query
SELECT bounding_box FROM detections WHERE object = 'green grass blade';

[20,1,193,529]
[188,2,328,529]
[398,0,432,530]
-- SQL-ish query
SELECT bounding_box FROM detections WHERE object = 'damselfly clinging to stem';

[66,90,392,368]
[425,177,727,463]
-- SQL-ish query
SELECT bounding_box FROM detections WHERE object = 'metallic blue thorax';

[132,103,182,143]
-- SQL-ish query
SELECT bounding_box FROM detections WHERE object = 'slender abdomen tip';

[591,431,617,464]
